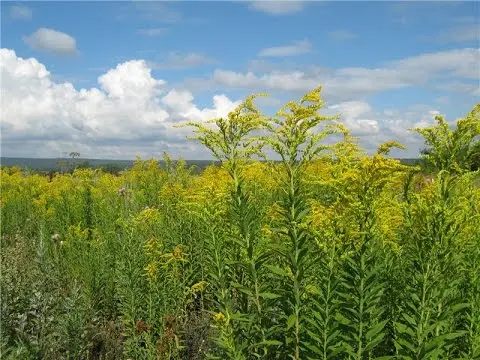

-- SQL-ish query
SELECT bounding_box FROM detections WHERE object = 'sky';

[1,1,479,160]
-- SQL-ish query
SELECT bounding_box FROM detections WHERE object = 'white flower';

[51,233,61,241]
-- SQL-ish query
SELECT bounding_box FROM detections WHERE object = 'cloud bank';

[0,49,239,159]
[2,47,475,159]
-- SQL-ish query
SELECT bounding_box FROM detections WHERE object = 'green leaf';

[255,340,282,346]
[267,265,289,277]
[365,332,385,352]
[287,314,296,330]
[365,320,387,340]
[259,292,281,299]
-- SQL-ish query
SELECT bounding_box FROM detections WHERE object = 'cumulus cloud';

[98,61,166,100]
[10,5,32,20]
[23,28,78,56]
[259,40,312,57]
[325,101,447,156]
[0,49,239,159]
[248,1,306,15]
[328,101,379,135]
[1,46,475,159]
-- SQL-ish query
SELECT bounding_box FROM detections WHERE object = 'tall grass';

[1,88,479,359]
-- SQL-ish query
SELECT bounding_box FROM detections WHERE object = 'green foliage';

[1,90,478,360]
[413,104,480,173]
[394,171,475,359]
[261,87,340,359]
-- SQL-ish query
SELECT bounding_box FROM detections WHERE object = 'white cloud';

[328,30,358,42]
[98,60,165,100]
[136,28,169,37]
[213,70,319,92]
[149,52,217,70]
[211,68,409,101]
[161,90,240,123]
[436,81,480,96]
[0,49,239,159]
[328,101,379,135]
[325,101,448,156]
[10,5,32,20]
[23,28,78,56]
[1,46,476,159]
[248,1,306,15]
[210,48,480,101]
[259,40,312,57]
[390,48,480,79]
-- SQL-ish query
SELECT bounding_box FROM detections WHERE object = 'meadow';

[1,88,479,359]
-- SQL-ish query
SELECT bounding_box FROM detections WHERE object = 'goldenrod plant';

[262,87,340,359]
[0,91,478,359]
[183,93,274,359]
[412,104,479,174]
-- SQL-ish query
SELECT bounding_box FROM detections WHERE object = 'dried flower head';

[134,319,152,334]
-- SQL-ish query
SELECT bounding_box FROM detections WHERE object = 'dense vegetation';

[1,88,479,359]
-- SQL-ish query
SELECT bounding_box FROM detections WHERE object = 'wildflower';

[144,237,161,256]
[214,312,225,321]
[190,281,208,294]
[262,226,272,237]
[145,262,158,280]
[173,246,183,259]
[60,241,64,247]
[118,187,127,196]
[51,233,61,241]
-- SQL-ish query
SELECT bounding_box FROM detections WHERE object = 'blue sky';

[1,1,479,159]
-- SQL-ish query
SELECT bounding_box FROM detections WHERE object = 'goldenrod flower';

[145,262,158,280]
[190,281,207,294]
[214,312,225,321]
[172,246,183,259]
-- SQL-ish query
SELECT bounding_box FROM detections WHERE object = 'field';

[1,89,479,359]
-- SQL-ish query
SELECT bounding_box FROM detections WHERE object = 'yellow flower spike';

[144,237,162,257]
[172,246,183,259]
[144,262,159,281]
[189,281,208,294]
[214,312,225,321]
